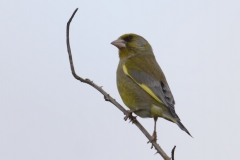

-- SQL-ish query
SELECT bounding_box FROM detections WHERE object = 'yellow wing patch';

[123,65,163,104]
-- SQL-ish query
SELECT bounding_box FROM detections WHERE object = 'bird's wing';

[123,54,178,118]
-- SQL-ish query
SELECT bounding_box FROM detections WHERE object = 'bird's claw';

[129,116,137,123]
[124,110,137,123]
[147,131,157,149]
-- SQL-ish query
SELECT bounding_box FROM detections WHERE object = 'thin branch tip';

[171,146,176,160]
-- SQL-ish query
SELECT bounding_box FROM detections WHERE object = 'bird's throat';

[119,49,135,60]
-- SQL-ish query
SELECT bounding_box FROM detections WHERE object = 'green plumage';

[112,33,191,136]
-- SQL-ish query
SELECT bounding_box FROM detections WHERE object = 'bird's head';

[111,33,152,60]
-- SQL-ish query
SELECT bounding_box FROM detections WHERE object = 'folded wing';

[123,54,179,119]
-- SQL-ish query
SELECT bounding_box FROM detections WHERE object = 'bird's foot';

[124,110,137,123]
[147,131,157,149]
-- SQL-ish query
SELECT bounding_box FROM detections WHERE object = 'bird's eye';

[124,35,133,42]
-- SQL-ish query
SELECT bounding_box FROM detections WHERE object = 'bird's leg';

[148,117,158,149]
[152,117,158,142]
[124,110,137,122]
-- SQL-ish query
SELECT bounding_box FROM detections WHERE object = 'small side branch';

[171,146,176,160]
[66,8,175,160]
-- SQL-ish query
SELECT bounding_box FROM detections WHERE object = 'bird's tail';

[176,120,192,137]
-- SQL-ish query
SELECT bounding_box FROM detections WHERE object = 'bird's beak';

[111,38,126,49]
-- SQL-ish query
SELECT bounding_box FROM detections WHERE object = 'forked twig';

[66,8,176,160]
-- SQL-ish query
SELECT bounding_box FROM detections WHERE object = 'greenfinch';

[111,34,191,141]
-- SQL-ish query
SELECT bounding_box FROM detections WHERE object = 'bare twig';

[171,146,176,160]
[66,8,174,160]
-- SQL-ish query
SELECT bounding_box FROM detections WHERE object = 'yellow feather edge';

[123,65,163,104]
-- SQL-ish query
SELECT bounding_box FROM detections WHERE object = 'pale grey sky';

[1,0,240,160]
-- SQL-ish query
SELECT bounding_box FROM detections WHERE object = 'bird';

[111,33,192,142]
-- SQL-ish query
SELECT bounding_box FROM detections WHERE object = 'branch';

[171,146,176,160]
[66,8,175,160]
